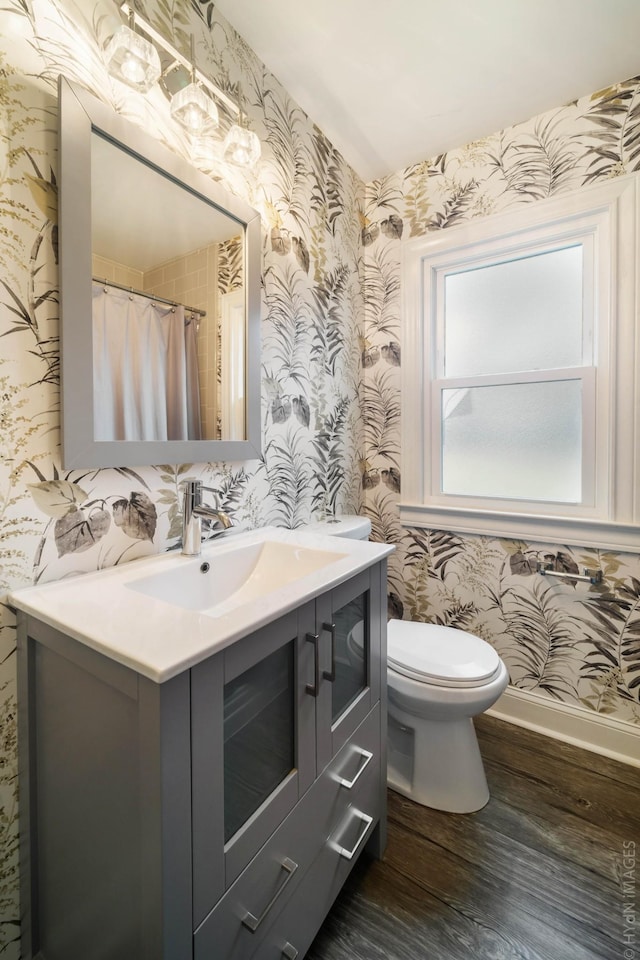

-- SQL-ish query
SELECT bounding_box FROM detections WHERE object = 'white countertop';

[9,526,393,683]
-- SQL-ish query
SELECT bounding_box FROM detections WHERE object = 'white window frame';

[400,174,640,551]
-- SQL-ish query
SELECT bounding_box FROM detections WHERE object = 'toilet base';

[387,709,490,814]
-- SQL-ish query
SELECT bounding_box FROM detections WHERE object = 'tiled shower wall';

[0,1,364,951]
[363,77,640,729]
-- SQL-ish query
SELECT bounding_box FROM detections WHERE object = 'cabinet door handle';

[241,857,298,932]
[322,621,336,682]
[305,633,319,697]
[330,809,373,861]
[282,944,299,960]
[335,748,373,789]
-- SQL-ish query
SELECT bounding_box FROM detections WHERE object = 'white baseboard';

[486,686,640,769]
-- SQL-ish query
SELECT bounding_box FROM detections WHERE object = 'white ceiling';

[214,0,640,182]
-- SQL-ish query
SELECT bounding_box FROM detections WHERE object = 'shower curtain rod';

[93,276,207,318]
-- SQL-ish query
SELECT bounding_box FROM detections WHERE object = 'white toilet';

[310,515,509,814]
[385,619,508,813]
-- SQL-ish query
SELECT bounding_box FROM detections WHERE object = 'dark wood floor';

[307,714,640,960]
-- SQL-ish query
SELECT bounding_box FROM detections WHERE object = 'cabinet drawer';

[247,755,381,960]
[194,704,381,960]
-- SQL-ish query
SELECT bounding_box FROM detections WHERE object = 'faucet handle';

[183,478,202,504]
[200,484,220,507]
[182,480,221,509]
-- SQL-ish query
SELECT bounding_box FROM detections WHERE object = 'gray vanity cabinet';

[313,567,379,767]
[191,607,318,924]
[191,564,386,956]
[16,559,387,960]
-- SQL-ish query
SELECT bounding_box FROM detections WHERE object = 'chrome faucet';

[182,480,233,556]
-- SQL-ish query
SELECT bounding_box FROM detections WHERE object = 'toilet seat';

[387,620,502,688]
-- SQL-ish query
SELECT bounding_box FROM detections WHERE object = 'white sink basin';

[9,526,394,682]
[127,540,345,615]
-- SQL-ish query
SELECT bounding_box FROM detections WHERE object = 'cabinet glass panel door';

[223,642,294,841]
[331,592,368,724]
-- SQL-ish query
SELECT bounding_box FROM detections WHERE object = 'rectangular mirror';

[59,77,261,468]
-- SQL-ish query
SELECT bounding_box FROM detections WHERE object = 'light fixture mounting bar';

[119,2,240,117]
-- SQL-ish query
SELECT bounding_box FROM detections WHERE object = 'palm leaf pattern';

[217,236,243,293]
[492,580,579,700]
[263,425,313,528]
[309,265,349,376]
[405,527,464,582]
[263,91,311,232]
[451,536,505,596]
[364,243,400,339]
[402,156,447,237]
[580,578,640,703]
[310,395,349,516]
[365,490,403,546]
[362,366,400,466]
[263,263,313,389]
[487,113,580,199]
[581,79,640,181]
[427,178,479,229]
[309,126,344,235]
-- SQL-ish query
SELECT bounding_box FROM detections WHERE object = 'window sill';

[399,502,640,553]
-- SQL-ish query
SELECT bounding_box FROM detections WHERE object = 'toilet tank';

[303,516,371,540]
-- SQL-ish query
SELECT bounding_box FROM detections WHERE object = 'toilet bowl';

[386,619,508,813]
[306,516,508,814]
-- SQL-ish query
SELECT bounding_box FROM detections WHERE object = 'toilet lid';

[304,516,371,540]
[387,619,501,686]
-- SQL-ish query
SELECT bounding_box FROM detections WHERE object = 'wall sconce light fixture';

[170,38,219,133]
[104,8,161,93]
[223,115,261,167]
[106,3,260,166]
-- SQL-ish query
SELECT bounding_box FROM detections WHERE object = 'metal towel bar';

[536,562,603,585]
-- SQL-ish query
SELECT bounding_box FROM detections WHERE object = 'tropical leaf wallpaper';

[0,1,364,951]
[0,0,639,953]
[363,77,640,740]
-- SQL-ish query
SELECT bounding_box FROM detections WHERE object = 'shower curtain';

[92,282,202,441]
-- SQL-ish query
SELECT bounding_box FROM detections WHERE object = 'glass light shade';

[223,124,261,167]
[105,24,161,93]
[171,83,219,133]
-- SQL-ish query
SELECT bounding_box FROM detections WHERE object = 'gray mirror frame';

[58,76,262,469]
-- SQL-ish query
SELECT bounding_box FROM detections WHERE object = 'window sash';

[429,366,598,516]
[431,233,596,380]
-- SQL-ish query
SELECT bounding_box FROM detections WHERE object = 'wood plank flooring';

[307,715,640,960]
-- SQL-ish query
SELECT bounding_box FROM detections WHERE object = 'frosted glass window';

[441,380,582,502]
[444,246,584,377]
[401,177,640,539]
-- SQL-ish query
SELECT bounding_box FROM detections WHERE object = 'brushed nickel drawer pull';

[335,748,373,789]
[241,857,299,932]
[322,621,336,682]
[282,943,299,959]
[305,633,319,697]
[331,809,373,861]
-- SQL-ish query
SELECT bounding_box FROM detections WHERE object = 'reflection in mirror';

[91,132,244,442]
[59,76,261,469]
